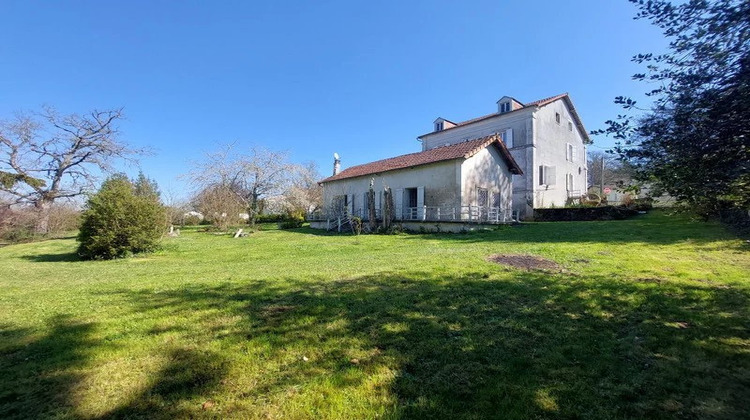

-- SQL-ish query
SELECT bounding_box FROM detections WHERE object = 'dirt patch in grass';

[487,254,562,271]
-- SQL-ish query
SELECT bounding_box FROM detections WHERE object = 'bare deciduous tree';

[283,161,323,215]
[0,107,144,233]
[186,143,294,226]
[587,150,636,194]
[192,184,246,230]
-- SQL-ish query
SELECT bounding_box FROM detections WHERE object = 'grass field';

[0,211,748,419]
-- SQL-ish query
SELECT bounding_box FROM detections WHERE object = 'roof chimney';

[333,152,341,176]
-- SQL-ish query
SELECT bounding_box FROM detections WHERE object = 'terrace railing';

[310,206,515,224]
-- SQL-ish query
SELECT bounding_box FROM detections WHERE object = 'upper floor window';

[568,121,573,132]
[555,112,561,124]
[566,143,575,162]
[435,121,444,132]
[501,128,514,148]
[499,102,511,113]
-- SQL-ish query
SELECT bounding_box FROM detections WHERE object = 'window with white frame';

[566,143,575,162]
[499,102,511,113]
[568,121,573,132]
[566,173,574,191]
[477,188,488,207]
[538,165,556,186]
[555,112,561,124]
[332,195,347,215]
[435,121,444,132]
[492,191,502,207]
[501,128,514,148]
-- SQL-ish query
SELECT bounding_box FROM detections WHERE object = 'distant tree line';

[1,106,322,255]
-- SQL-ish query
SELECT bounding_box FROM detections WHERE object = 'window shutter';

[572,145,577,162]
[394,188,403,219]
[504,128,514,148]
[539,165,545,186]
[417,186,425,208]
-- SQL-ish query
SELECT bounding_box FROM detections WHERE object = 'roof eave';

[319,156,464,184]
[417,106,535,140]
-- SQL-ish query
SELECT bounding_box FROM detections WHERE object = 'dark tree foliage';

[133,171,160,199]
[595,0,750,215]
[77,174,166,260]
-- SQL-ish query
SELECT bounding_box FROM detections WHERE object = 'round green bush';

[77,174,167,260]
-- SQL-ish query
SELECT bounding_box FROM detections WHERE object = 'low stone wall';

[398,221,499,233]
[308,219,505,233]
[533,206,639,222]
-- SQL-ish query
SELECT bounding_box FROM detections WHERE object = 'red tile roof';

[418,93,590,143]
[523,93,569,107]
[320,134,522,184]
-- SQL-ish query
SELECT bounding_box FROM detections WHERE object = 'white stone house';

[419,93,590,218]
[317,134,522,225]
[316,93,589,225]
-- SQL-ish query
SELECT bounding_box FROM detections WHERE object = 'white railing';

[311,206,515,224]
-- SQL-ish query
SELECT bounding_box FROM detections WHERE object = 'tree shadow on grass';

[0,315,229,420]
[97,347,228,419]
[107,270,750,419]
[0,315,96,419]
[19,251,81,263]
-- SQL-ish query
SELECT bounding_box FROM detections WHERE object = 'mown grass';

[0,210,748,419]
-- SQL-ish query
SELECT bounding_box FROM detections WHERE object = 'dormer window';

[435,121,444,132]
[499,102,511,113]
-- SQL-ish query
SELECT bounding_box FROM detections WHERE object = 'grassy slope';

[0,211,748,419]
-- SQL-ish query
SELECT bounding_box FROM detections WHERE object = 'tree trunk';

[34,199,52,235]
[382,187,393,230]
[367,189,376,231]
[249,191,259,228]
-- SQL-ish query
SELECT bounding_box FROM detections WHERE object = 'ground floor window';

[492,192,502,207]
[477,188,488,207]
[332,195,347,214]
[406,188,418,207]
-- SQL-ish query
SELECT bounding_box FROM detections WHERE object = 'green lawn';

[0,211,748,419]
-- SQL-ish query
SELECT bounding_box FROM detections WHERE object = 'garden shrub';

[350,216,362,235]
[182,214,203,226]
[627,197,654,212]
[278,210,305,229]
[255,213,286,223]
[77,174,167,260]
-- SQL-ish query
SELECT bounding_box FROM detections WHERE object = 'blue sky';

[0,0,665,201]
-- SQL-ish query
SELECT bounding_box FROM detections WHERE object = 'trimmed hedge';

[255,213,286,223]
[534,206,639,222]
[719,208,750,237]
